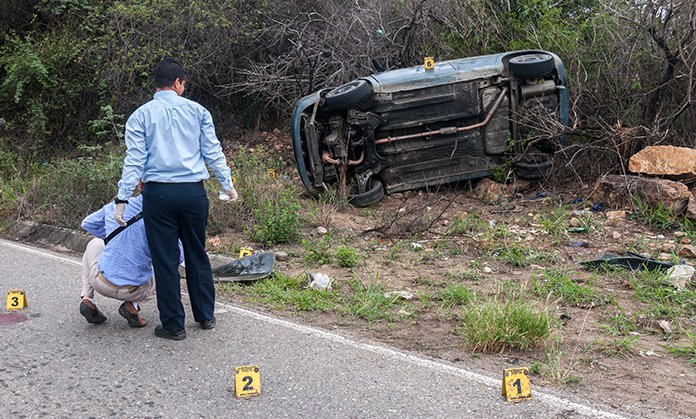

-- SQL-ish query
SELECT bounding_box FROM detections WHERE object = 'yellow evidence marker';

[6,289,28,311]
[239,247,254,258]
[424,56,435,71]
[234,365,261,398]
[502,367,531,402]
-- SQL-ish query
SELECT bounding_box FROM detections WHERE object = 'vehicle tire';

[323,80,373,112]
[508,53,555,78]
[514,159,552,179]
[348,178,385,207]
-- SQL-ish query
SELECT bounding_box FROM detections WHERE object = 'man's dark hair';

[154,57,186,88]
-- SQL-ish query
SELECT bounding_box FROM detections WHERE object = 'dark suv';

[291,50,569,206]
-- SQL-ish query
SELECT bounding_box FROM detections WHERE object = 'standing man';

[115,57,237,341]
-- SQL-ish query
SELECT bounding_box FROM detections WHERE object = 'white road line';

[1,239,626,418]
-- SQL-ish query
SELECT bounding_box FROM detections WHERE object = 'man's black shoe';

[79,300,107,324]
[200,316,216,330]
[154,325,186,341]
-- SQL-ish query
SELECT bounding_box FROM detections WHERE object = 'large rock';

[687,189,696,221]
[629,145,696,179]
[592,175,691,213]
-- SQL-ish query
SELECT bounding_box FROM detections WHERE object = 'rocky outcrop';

[592,174,691,213]
[628,145,696,179]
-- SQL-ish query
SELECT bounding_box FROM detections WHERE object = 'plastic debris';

[307,272,333,290]
[581,252,674,272]
[591,202,603,212]
[568,227,588,234]
[531,192,548,200]
[569,241,590,248]
[212,252,276,282]
[666,265,695,289]
[384,290,414,300]
[569,197,583,204]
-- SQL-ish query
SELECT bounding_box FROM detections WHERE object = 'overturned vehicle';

[291,50,569,207]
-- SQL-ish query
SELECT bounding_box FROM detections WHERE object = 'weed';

[497,280,528,301]
[446,268,482,283]
[494,241,550,268]
[535,205,569,241]
[631,269,696,322]
[448,211,486,235]
[632,195,677,230]
[541,345,582,384]
[457,300,554,352]
[599,308,639,336]
[438,283,476,308]
[302,233,334,266]
[532,269,606,306]
[661,332,696,364]
[344,277,403,322]
[335,245,359,268]
[592,335,639,357]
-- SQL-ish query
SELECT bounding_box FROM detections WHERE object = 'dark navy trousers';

[142,181,214,332]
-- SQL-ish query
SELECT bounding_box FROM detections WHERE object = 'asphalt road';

[0,239,629,418]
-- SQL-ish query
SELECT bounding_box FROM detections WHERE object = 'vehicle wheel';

[348,178,385,207]
[508,53,555,78]
[323,80,373,112]
[514,159,552,179]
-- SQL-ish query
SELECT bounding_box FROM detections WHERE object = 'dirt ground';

[211,183,696,418]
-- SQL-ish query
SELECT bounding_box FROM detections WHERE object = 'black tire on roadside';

[514,159,553,180]
[348,178,385,207]
[508,53,555,78]
[323,80,374,112]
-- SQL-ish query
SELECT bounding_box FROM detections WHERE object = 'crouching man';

[79,194,179,327]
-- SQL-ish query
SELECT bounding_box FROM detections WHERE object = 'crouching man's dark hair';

[154,58,186,88]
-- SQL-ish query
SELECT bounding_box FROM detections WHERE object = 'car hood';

[364,52,510,93]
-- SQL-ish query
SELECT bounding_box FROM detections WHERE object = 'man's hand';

[114,203,127,226]
[226,188,239,202]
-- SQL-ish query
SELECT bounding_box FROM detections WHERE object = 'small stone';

[660,243,677,253]
[317,226,328,235]
[658,253,672,261]
[606,210,628,221]
[681,238,692,244]
[482,266,493,274]
[441,220,449,226]
[658,320,673,334]
[678,245,696,258]
[675,231,687,238]
[384,290,414,300]
[612,232,622,240]
[275,251,288,261]
[398,208,406,213]
[570,217,582,227]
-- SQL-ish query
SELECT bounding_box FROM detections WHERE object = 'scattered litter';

[666,265,695,289]
[658,320,673,335]
[569,241,590,248]
[581,252,675,272]
[568,226,588,234]
[307,272,333,290]
[488,220,497,228]
[591,202,603,212]
[569,197,583,204]
[531,192,548,200]
[640,350,658,357]
[571,210,592,217]
[384,290,414,300]
[208,236,221,247]
[411,242,423,251]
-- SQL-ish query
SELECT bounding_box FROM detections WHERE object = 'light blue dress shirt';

[81,196,184,287]
[117,90,232,200]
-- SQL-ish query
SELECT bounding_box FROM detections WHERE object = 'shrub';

[335,245,359,268]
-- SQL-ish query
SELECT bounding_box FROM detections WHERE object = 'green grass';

[218,271,338,311]
[535,205,569,241]
[438,283,476,308]
[301,234,334,266]
[592,335,639,357]
[457,301,554,352]
[532,269,606,306]
[344,277,404,322]
[494,241,552,268]
[631,269,696,321]
[661,332,696,364]
[632,195,678,230]
[599,308,639,336]
[448,211,486,235]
